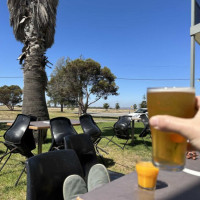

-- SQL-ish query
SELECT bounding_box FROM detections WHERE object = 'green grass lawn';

[0,108,152,200]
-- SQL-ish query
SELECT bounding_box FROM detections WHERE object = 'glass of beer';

[147,87,196,171]
[136,161,159,190]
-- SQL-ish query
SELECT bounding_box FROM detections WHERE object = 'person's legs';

[87,164,110,192]
[63,175,87,200]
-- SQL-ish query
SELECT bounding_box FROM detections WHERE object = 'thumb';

[149,115,192,138]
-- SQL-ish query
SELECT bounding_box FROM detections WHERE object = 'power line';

[117,78,190,81]
[0,77,23,78]
[0,76,194,81]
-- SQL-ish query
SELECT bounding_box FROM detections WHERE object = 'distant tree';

[133,104,137,110]
[47,100,51,107]
[64,58,119,114]
[48,57,119,114]
[140,94,147,108]
[103,103,110,110]
[115,103,120,110]
[0,85,22,110]
[47,57,77,112]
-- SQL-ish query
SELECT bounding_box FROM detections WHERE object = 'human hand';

[149,96,200,151]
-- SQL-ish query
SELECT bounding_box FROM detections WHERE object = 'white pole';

[191,36,195,87]
[191,0,196,87]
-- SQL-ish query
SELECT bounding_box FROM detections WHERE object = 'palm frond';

[7,0,28,42]
[7,0,59,48]
[33,0,59,48]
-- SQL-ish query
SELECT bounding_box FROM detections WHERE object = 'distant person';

[149,96,200,151]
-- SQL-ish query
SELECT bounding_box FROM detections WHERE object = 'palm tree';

[7,0,59,141]
[7,0,58,118]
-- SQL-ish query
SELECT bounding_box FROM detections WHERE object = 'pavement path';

[89,112,130,118]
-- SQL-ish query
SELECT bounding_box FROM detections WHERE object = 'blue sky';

[1,0,200,108]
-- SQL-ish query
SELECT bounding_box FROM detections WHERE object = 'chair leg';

[93,138,109,155]
[94,145,106,165]
[0,147,8,163]
[15,153,34,186]
[98,154,106,166]
[105,135,115,146]
[104,136,122,148]
[107,132,131,150]
[121,138,129,150]
[0,153,12,172]
[0,146,17,160]
[139,129,151,149]
[142,137,150,150]
[104,135,127,149]
[0,147,17,172]
[96,145,109,155]
[110,140,126,149]
[94,144,101,156]
[15,165,26,187]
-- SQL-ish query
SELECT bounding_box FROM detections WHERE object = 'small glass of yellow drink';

[136,161,159,190]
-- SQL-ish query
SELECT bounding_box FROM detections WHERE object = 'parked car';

[128,108,148,121]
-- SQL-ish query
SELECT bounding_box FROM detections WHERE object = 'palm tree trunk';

[22,62,49,144]
[60,103,64,112]
[22,67,49,120]
[22,18,49,142]
[21,7,49,119]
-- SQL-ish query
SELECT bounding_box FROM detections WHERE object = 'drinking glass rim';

[147,87,195,93]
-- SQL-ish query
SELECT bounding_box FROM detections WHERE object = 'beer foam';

[147,87,195,93]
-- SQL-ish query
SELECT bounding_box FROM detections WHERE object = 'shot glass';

[147,87,196,171]
[136,161,159,190]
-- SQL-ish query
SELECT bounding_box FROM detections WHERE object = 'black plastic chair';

[64,134,98,180]
[79,114,115,156]
[26,149,84,200]
[107,115,132,150]
[139,114,151,147]
[0,114,36,186]
[49,117,78,151]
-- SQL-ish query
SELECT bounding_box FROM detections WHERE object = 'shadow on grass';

[5,179,27,188]
[102,126,145,137]
[102,126,115,137]
[44,138,52,144]
[102,126,152,148]
[106,138,151,150]
[0,168,23,177]
[124,137,152,149]
[0,161,25,177]
[97,156,115,168]
[134,127,144,135]
[128,139,152,148]
[0,149,5,154]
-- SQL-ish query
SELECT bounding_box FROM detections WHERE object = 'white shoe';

[63,175,87,200]
[87,164,110,192]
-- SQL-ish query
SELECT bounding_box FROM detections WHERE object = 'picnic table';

[7,119,80,154]
[80,157,200,200]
